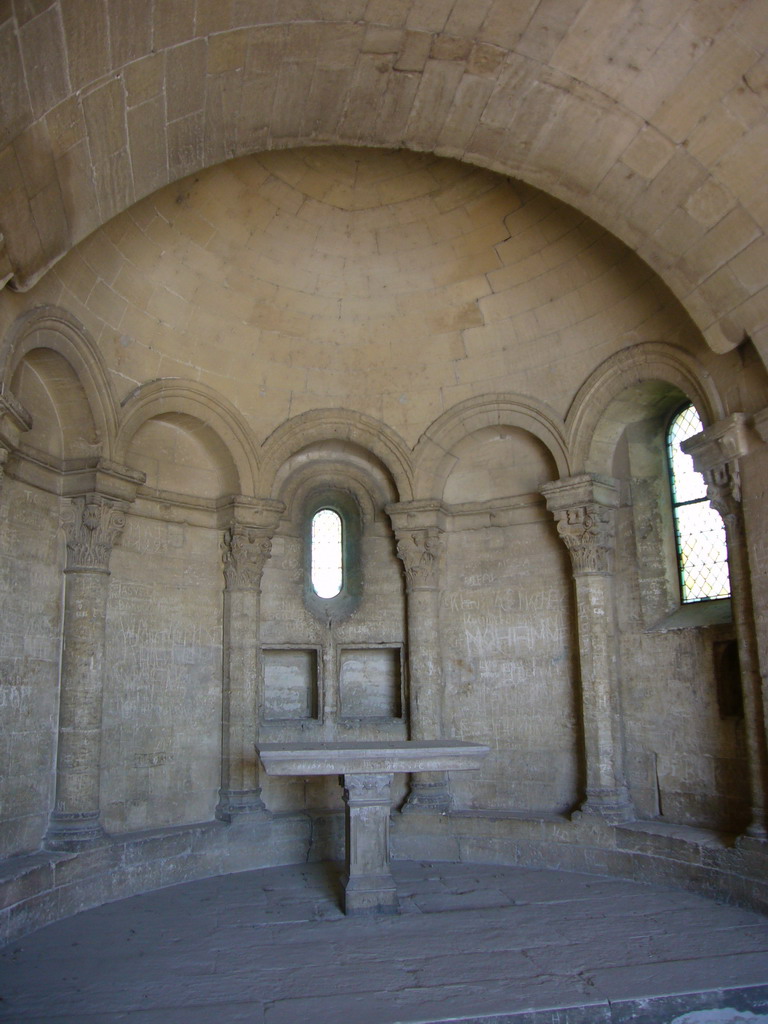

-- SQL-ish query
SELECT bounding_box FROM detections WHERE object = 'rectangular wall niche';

[263,647,319,721]
[339,645,403,720]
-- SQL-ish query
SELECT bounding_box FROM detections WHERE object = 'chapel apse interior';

[1,1,768,940]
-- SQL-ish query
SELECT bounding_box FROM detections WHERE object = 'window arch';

[667,403,731,604]
[303,489,362,621]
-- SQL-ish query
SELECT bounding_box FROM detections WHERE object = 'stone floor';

[1,860,767,1024]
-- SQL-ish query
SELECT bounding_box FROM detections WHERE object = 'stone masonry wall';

[0,148,765,864]
[442,517,579,814]
[0,479,61,858]
[102,513,223,833]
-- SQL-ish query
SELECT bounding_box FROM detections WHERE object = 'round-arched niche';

[126,412,240,499]
[10,348,99,461]
[442,425,559,504]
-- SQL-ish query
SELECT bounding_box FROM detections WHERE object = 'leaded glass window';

[667,404,731,603]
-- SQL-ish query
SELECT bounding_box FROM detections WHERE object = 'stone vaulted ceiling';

[0,0,766,362]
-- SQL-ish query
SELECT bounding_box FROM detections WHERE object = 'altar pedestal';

[257,740,489,914]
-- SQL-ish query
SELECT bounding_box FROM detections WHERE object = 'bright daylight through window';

[310,508,343,599]
[667,404,731,603]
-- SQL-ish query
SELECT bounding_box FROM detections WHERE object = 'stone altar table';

[257,740,489,914]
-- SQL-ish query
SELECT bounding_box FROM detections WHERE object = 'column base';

[215,788,269,823]
[744,817,768,840]
[401,773,451,813]
[342,872,399,915]
[574,786,635,824]
[45,812,109,852]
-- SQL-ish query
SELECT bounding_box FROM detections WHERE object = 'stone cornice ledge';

[8,450,145,500]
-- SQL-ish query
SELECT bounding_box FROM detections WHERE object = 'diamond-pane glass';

[311,508,343,599]
[668,404,708,504]
[675,502,731,601]
[667,404,731,603]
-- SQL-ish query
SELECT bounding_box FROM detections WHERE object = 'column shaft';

[218,586,264,818]
[50,569,110,842]
[542,475,633,823]
[217,510,281,821]
[572,572,631,814]
[405,586,443,741]
[47,494,126,850]
[388,512,450,812]
[723,510,768,835]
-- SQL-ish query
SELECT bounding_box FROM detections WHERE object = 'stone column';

[46,493,128,849]
[387,501,449,811]
[542,475,633,823]
[684,414,768,838]
[216,499,283,822]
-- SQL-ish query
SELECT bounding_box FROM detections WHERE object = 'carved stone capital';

[705,463,741,523]
[343,772,393,806]
[681,413,761,524]
[682,413,758,468]
[64,494,127,572]
[386,500,447,590]
[542,474,619,576]
[395,527,444,590]
[555,503,617,575]
[222,525,272,590]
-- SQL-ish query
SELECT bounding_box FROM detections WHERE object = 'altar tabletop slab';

[257,740,490,776]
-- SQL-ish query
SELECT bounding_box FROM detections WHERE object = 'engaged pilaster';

[46,493,128,849]
[217,498,283,822]
[387,500,450,812]
[542,475,633,823]
[683,413,768,838]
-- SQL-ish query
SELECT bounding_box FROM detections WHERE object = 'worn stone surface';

[101,514,224,833]
[0,5,768,1004]
[0,478,60,859]
[1,861,767,1023]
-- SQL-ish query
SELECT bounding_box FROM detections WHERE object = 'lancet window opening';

[666,403,731,604]
[310,508,343,599]
[303,489,363,621]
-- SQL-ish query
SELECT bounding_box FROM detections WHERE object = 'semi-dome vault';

[1,1,767,360]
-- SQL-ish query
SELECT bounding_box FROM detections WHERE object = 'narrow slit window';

[667,404,731,603]
[311,508,343,599]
